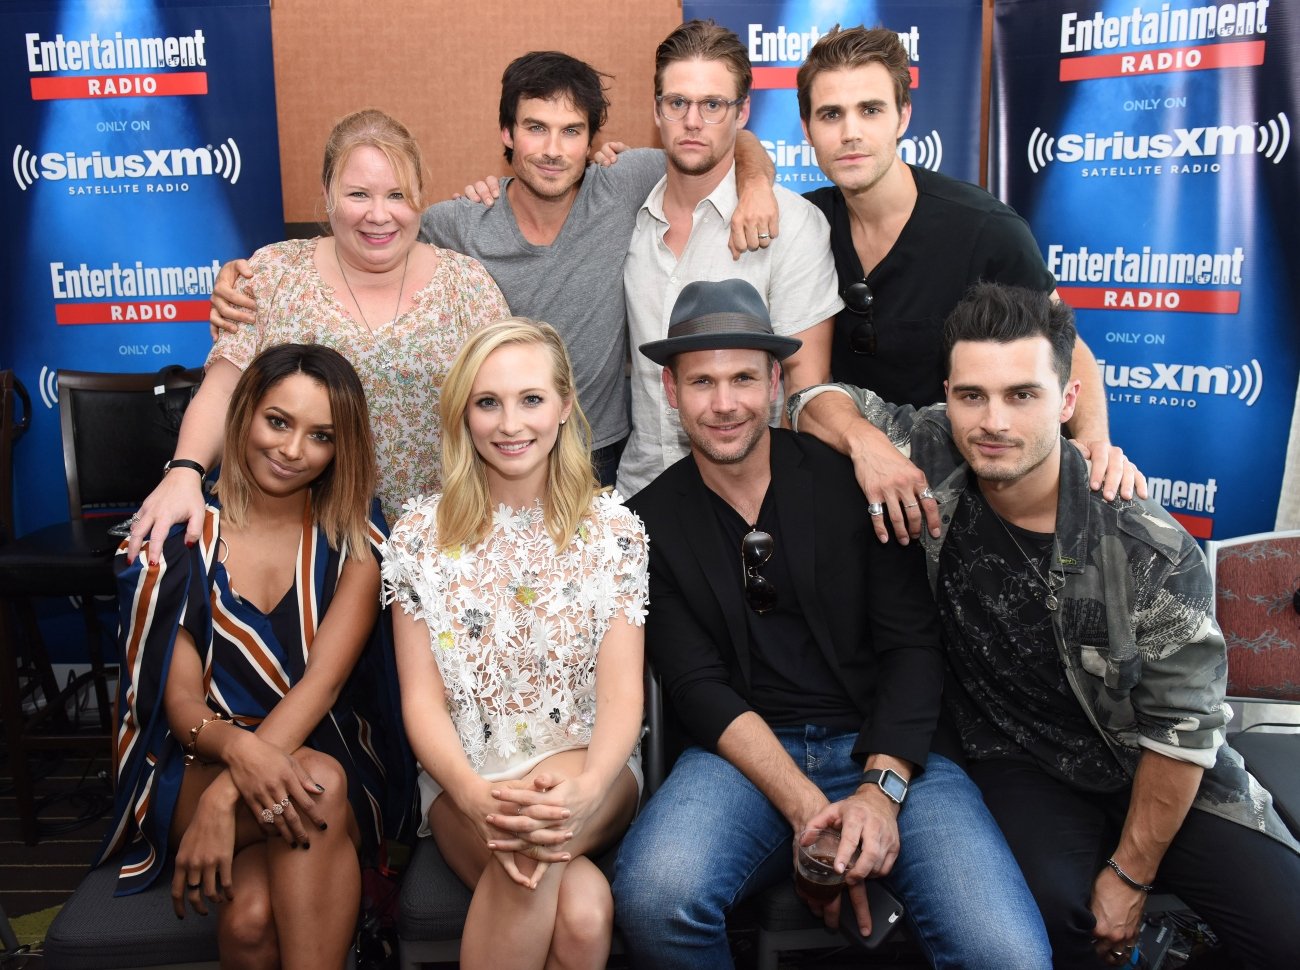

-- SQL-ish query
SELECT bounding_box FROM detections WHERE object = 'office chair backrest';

[56,367,203,519]
[1,370,33,543]
[1205,529,1300,703]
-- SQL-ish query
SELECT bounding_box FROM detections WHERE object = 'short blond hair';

[437,319,597,551]
[322,109,425,213]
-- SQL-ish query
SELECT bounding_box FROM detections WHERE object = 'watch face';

[879,770,908,803]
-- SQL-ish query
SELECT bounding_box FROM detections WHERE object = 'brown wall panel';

[269,0,683,224]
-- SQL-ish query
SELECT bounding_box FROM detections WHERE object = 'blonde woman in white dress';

[382,319,648,970]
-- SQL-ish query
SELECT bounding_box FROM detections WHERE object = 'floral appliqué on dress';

[381,492,649,770]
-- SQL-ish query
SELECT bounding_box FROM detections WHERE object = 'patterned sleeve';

[453,252,511,326]
[597,491,650,628]
[208,240,297,371]
[379,497,438,619]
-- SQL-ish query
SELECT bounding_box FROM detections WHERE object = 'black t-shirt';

[936,484,1127,791]
[805,166,1056,408]
[707,488,860,731]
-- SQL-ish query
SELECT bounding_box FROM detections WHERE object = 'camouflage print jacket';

[789,383,1300,853]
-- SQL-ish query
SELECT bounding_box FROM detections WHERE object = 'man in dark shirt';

[790,282,1300,968]
[611,279,1049,970]
[794,25,1120,543]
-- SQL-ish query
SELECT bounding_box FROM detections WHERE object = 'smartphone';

[837,881,905,950]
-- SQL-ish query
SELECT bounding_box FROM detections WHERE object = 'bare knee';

[220,882,277,963]
[554,864,613,954]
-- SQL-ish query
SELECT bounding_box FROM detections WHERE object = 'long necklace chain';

[991,508,1063,612]
[335,243,409,336]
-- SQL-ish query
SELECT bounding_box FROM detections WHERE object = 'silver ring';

[279,796,291,808]
[271,802,285,816]
[903,502,919,509]
[128,512,141,524]
[260,808,274,824]
[867,502,885,516]
[920,487,935,500]
[757,232,771,239]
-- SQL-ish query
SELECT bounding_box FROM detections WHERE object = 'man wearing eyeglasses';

[789,282,1300,969]
[615,20,845,497]
[794,26,1118,546]
[613,279,1051,970]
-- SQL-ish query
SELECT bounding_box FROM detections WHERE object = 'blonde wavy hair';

[437,319,597,551]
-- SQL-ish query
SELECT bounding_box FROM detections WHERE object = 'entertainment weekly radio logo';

[25,29,209,100]
[1049,243,1245,314]
[46,257,222,325]
[746,23,921,89]
[1025,114,1289,176]
[12,139,242,194]
[1057,1,1271,81]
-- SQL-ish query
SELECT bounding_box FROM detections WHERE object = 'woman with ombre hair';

[383,319,648,970]
[100,343,410,970]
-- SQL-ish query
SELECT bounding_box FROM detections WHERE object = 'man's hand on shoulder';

[454,175,503,207]
[208,258,255,339]
[848,428,939,544]
[1069,438,1148,502]
[591,140,629,166]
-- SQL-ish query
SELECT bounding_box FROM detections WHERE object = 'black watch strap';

[861,767,909,805]
[163,458,206,480]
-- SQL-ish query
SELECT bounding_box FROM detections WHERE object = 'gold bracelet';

[184,710,227,766]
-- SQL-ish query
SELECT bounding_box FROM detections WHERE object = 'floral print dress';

[210,238,509,521]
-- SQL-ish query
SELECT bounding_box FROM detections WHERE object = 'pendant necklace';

[992,508,1063,611]
[335,243,409,336]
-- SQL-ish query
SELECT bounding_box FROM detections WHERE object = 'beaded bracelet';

[1106,857,1154,894]
[184,709,227,766]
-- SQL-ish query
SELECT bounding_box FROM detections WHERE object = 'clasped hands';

[473,771,597,889]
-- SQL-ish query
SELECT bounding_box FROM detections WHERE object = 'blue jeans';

[613,727,1050,969]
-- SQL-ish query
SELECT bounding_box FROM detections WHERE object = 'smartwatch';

[861,767,909,806]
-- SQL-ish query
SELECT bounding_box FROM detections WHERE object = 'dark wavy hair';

[219,343,376,557]
[944,283,1077,388]
[796,26,912,121]
[499,51,610,163]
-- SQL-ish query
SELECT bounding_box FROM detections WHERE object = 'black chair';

[0,366,202,844]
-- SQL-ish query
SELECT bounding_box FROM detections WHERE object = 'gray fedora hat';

[639,279,803,366]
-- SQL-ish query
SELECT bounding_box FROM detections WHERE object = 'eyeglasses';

[840,279,877,356]
[741,529,777,615]
[655,94,745,124]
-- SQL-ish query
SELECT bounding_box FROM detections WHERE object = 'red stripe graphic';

[55,300,211,325]
[753,66,918,90]
[1170,512,1213,539]
[1056,287,1240,314]
[30,72,208,100]
[1060,41,1264,82]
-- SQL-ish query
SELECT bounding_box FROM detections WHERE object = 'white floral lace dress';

[381,492,649,834]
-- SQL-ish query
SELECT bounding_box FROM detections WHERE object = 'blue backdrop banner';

[2,0,283,535]
[684,1,984,187]
[991,0,1298,541]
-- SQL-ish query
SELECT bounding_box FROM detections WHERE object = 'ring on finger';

[260,808,275,824]
[186,881,202,891]
[757,232,771,239]
[278,795,290,809]
[920,486,936,500]
[867,502,884,516]
[902,502,919,509]
[271,802,285,816]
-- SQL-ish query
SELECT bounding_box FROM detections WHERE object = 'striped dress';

[96,494,413,895]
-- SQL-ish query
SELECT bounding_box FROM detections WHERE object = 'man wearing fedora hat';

[611,278,1050,969]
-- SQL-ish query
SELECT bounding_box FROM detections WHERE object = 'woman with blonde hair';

[100,343,410,968]
[383,319,648,970]
[128,108,508,561]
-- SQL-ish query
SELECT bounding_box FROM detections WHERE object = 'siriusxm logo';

[1098,358,1262,406]
[12,138,241,190]
[1026,114,1289,172]
[898,129,943,171]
